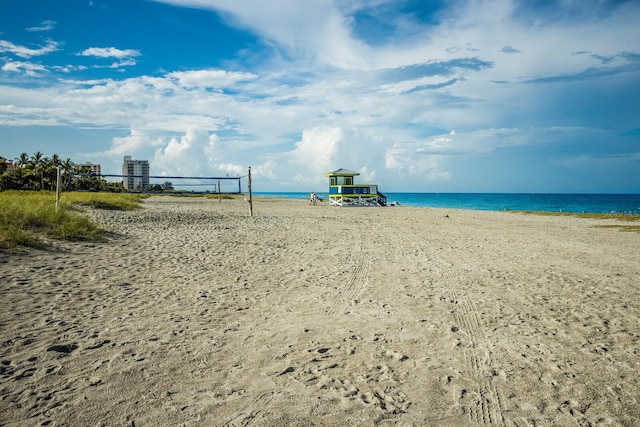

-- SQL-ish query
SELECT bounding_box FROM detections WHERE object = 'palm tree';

[62,158,74,173]
[15,153,29,168]
[28,151,45,190]
[30,151,43,168]
[42,155,60,190]
[61,158,75,190]
[12,152,38,190]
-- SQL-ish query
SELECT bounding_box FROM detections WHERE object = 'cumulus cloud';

[288,127,341,172]
[1,60,48,76]
[1,0,639,192]
[107,130,164,158]
[0,38,59,58]
[153,128,214,175]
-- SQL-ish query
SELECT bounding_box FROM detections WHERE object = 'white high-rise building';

[122,155,149,192]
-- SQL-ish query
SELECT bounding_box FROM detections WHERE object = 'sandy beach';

[1,196,639,426]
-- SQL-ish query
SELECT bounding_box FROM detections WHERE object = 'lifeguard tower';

[324,168,387,207]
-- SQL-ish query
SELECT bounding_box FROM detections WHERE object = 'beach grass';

[514,210,640,220]
[0,191,143,251]
[593,224,640,233]
[203,193,243,200]
[513,210,640,233]
[62,191,147,210]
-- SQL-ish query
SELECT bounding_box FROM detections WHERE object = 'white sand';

[1,196,639,425]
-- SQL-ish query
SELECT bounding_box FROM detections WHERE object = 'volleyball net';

[69,173,244,194]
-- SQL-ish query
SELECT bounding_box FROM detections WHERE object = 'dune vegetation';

[0,191,144,251]
[513,210,640,233]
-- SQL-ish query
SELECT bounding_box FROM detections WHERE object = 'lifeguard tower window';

[330,177,337,186]
[345,177,353,185]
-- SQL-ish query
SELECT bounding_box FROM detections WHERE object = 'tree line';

[0,152,123,192]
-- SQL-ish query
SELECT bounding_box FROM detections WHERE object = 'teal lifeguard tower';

[324,168,387,207]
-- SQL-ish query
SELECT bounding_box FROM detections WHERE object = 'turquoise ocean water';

[253,192,640,214]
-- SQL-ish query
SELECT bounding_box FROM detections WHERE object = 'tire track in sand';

[440,265,507,426]
[325,251,370,317]
[221,391,274,426]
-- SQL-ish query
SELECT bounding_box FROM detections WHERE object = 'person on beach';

[310,192,317,205]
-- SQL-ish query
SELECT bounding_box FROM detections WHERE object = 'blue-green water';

[253,192,640,214]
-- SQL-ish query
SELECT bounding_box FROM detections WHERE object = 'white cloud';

[79,47,141,58]
[1,60,48,76]
[251,160,277,180]
[109,59,137,68]
[167,69,258,88]
[26,20,57,32]
[52,64,89,73]
[106,130,164,158]
[357,166,376,184]
[1,0,639,192]
[0,38,59,58]
[216,162,246,177]
[153,127,213,176]
[153,0,370,68]
[385,141,452,184]
[288,127,341,173]
[384,127,534,184]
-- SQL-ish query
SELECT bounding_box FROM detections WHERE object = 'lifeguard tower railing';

[328,184,387,206]
[330,184,377,195]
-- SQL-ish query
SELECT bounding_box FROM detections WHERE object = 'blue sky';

[1,0,639,193]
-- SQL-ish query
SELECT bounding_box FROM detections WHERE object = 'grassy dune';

[0,191,144,251]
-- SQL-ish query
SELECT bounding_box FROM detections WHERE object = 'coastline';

[254,192,640,214]
[1,196,639,425]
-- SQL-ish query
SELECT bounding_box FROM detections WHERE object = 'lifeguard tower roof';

[324,168,360,177]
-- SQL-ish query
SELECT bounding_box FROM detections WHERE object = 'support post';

[248,167,253,217]
[218,179,221,202]
[55,166,62,211]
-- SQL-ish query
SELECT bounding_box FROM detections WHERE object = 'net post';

[248,167,253,217]
[55,166,62,211]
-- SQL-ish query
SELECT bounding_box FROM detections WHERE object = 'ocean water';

[253,192,640,214]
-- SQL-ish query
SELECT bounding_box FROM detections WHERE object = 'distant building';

[0,156,15,173]
[78,162,101,176]
[122,155,149,192]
